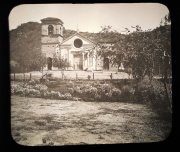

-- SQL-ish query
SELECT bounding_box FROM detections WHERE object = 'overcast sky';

[9,3,169,33]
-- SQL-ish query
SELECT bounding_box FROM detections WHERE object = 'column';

[87,51,89,68]
[67,48,69,70]
[82,52,85,70]
[92,49,96,70]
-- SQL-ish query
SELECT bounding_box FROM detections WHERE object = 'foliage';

[11,81,74,100]
[10,22,42,72]
[52,54,70,70]
[97,24,171,81]
[121,85,135,102]
[95,14,172,114]
[134,77,171,113]
[73,83,123,102]
[10,60,21,73]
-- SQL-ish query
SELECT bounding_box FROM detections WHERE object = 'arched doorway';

[47,57,52,70]
[103,58,109,70]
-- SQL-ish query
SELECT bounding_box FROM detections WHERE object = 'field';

[11,96,171,146]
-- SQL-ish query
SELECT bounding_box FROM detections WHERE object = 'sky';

[9,3,169,33]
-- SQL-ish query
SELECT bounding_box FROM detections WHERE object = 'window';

[48,25,53,35]
[74,39,83,48]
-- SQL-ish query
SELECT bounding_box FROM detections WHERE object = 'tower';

[41,17,63,70]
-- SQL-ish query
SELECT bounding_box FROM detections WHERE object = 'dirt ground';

[11,95,171,146]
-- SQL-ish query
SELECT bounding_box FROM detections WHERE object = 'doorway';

[103,58,109,70]
[73,54,83,70]
[47,57,52,70]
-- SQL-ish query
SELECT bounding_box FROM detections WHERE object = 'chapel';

[41,17,117,71]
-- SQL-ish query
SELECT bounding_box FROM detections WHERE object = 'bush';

[96,83,119,101]
[11,83,24,95]
[135,78,169,113]
[46,81,58,88]
[121,85,135,102]
[67,88,74,94]
[64,93,72,100]
[73,83,123,102]
[28,79,36,85]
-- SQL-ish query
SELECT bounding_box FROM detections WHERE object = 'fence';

[10,71,171,83]
[10,73,41,81]
[10,71,131,81]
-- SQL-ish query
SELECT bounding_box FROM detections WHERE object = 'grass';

[34,120,46,126]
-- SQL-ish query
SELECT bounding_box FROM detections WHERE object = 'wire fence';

[10,70,172,82]
[10,71,132,81]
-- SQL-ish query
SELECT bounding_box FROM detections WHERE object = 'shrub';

[49,91,59,99]
[67,81,74,87]
[121,85,135,102]
[64,93,72,100]
[42,91,51,99]
[46,81,58,88]
[96,83,115,101]
[135,78,169,113]
[68,88,74,94]
[73,83,123,102]
[11,83,24,95]
[28,89,41,97]
[28,79,36,85]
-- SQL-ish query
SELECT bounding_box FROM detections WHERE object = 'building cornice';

[41,34,63,38]
[41,42,59,45]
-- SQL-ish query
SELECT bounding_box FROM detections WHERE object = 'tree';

[97,23,171,81]
[97,18,171,112]
[52,53,70,70]
[10,60,20,73]
[10,22,42,72]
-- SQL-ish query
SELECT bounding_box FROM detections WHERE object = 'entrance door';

[103,58,109,70]
[47,57,52,70]
[74,54,83,70]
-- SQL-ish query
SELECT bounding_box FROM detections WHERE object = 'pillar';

[92,49,96,70]
[82,52,85,70]
[87,51,89,68]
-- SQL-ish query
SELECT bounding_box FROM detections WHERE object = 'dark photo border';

[0,0,176,152]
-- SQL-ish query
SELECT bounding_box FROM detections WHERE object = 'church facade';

[41,17,117,71]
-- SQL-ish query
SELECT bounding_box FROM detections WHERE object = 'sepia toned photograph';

[9,3,172,146]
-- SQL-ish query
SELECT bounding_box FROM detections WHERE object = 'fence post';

[23,73,25,81]
[14,73,15,81]
[76,73,78,80]
[111,73,112,80]
[62,70,64,80]
[30,73,31,80]
[93,73,94,80]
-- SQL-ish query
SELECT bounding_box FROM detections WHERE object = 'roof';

[61,32,96,45]
[41,17,63,24]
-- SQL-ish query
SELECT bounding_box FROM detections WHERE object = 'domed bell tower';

[41,17,63,70]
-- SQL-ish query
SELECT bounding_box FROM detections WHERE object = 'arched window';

[60,26,61,34]
[48,25,53,35]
